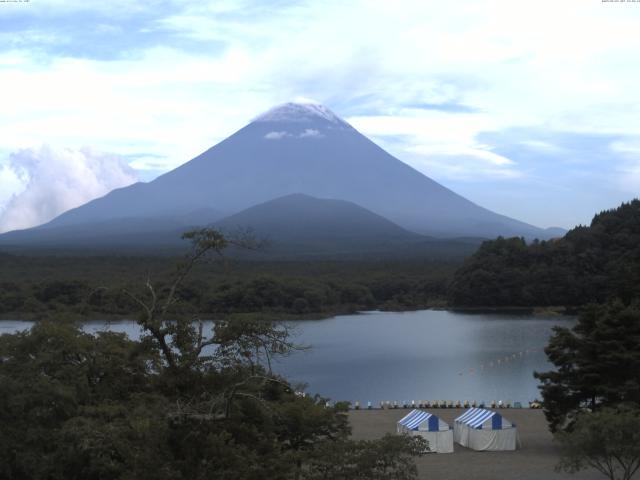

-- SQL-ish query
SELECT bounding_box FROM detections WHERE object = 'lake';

[0,310,573,405]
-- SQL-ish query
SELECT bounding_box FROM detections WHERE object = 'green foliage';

[0,321,160,479]
[34,280,89,305]
[0,229,424,479]
[305,434,427,480]
[448,199,640,307]
[535,301,640,432]
[556,406,640,480]
[0,255,457,319]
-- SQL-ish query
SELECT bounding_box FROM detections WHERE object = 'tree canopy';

[448,199,640,307]
[0,229,425,480]
[535,301,640,432]
[0,255,454,320]
[556,406,640,480]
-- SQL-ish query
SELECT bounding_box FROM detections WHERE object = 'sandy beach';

[349,408,614,480]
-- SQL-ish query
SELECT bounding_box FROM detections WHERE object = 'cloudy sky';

[1,0,639,232]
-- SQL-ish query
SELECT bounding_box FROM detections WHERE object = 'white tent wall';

[396,410,454,454]
[410,429,454,454]
[453,422,463,444]
[466,427,517,451]
[454,408,519,451]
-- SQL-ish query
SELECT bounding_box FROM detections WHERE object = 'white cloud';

[126,155,171,171]
[616,160,640,196]
[264,131,289,140]
[610,140,640,155]
[400,144,521,182]
[346,109,518,180]
[3,0,640,226]
[609,139,640,194]
[0,0,640,154]
[406,145,514,166]
[3,1,640,162]
[519,140,563,153]
[264,129,325,140]
[0,47,262,172]
[0,145,137,233]
[299,129,323,138]
[347,112,496,146]
[0,166,24,210]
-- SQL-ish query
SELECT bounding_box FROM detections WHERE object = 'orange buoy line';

[456,346,546,377]
[346,399,542,410]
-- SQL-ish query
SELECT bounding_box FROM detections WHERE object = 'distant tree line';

[448,200,640,307]
[0,258,454,319]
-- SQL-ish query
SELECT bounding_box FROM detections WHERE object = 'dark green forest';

[448,199,640,307]
[0,255,456,319]
[516,201,640,479]
[0,230,426,480]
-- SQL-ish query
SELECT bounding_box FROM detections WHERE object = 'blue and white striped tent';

[454,408,518,451]
[397,410,453,453]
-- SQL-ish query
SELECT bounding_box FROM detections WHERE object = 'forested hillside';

[0,256,455,319]
[448,200,640,307]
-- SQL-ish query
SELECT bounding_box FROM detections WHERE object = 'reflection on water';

[277,310,573,405]
[0,310,573,405]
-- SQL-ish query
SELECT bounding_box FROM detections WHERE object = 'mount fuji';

[0,101,560,254]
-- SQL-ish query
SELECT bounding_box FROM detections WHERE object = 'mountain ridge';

[0,193,482,258]
[0,101,563,252]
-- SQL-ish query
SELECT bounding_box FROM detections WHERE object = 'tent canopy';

[455,408,513,430]
[398,409,449,432]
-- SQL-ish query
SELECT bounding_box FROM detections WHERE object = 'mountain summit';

[0,101,558,252]
[252,102,348,125]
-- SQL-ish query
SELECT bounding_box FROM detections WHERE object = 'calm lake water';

[0,310,573,405]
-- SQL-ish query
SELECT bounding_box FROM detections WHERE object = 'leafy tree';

[305,434,428,480]
[556,407,640,480]
[0,320,158,479]
[535,301,640,432]
[0,229,425,479]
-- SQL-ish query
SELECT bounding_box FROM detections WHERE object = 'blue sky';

[1,0,640,232]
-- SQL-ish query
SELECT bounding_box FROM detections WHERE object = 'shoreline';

[349,409,603,480]
[0,304,578,323]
